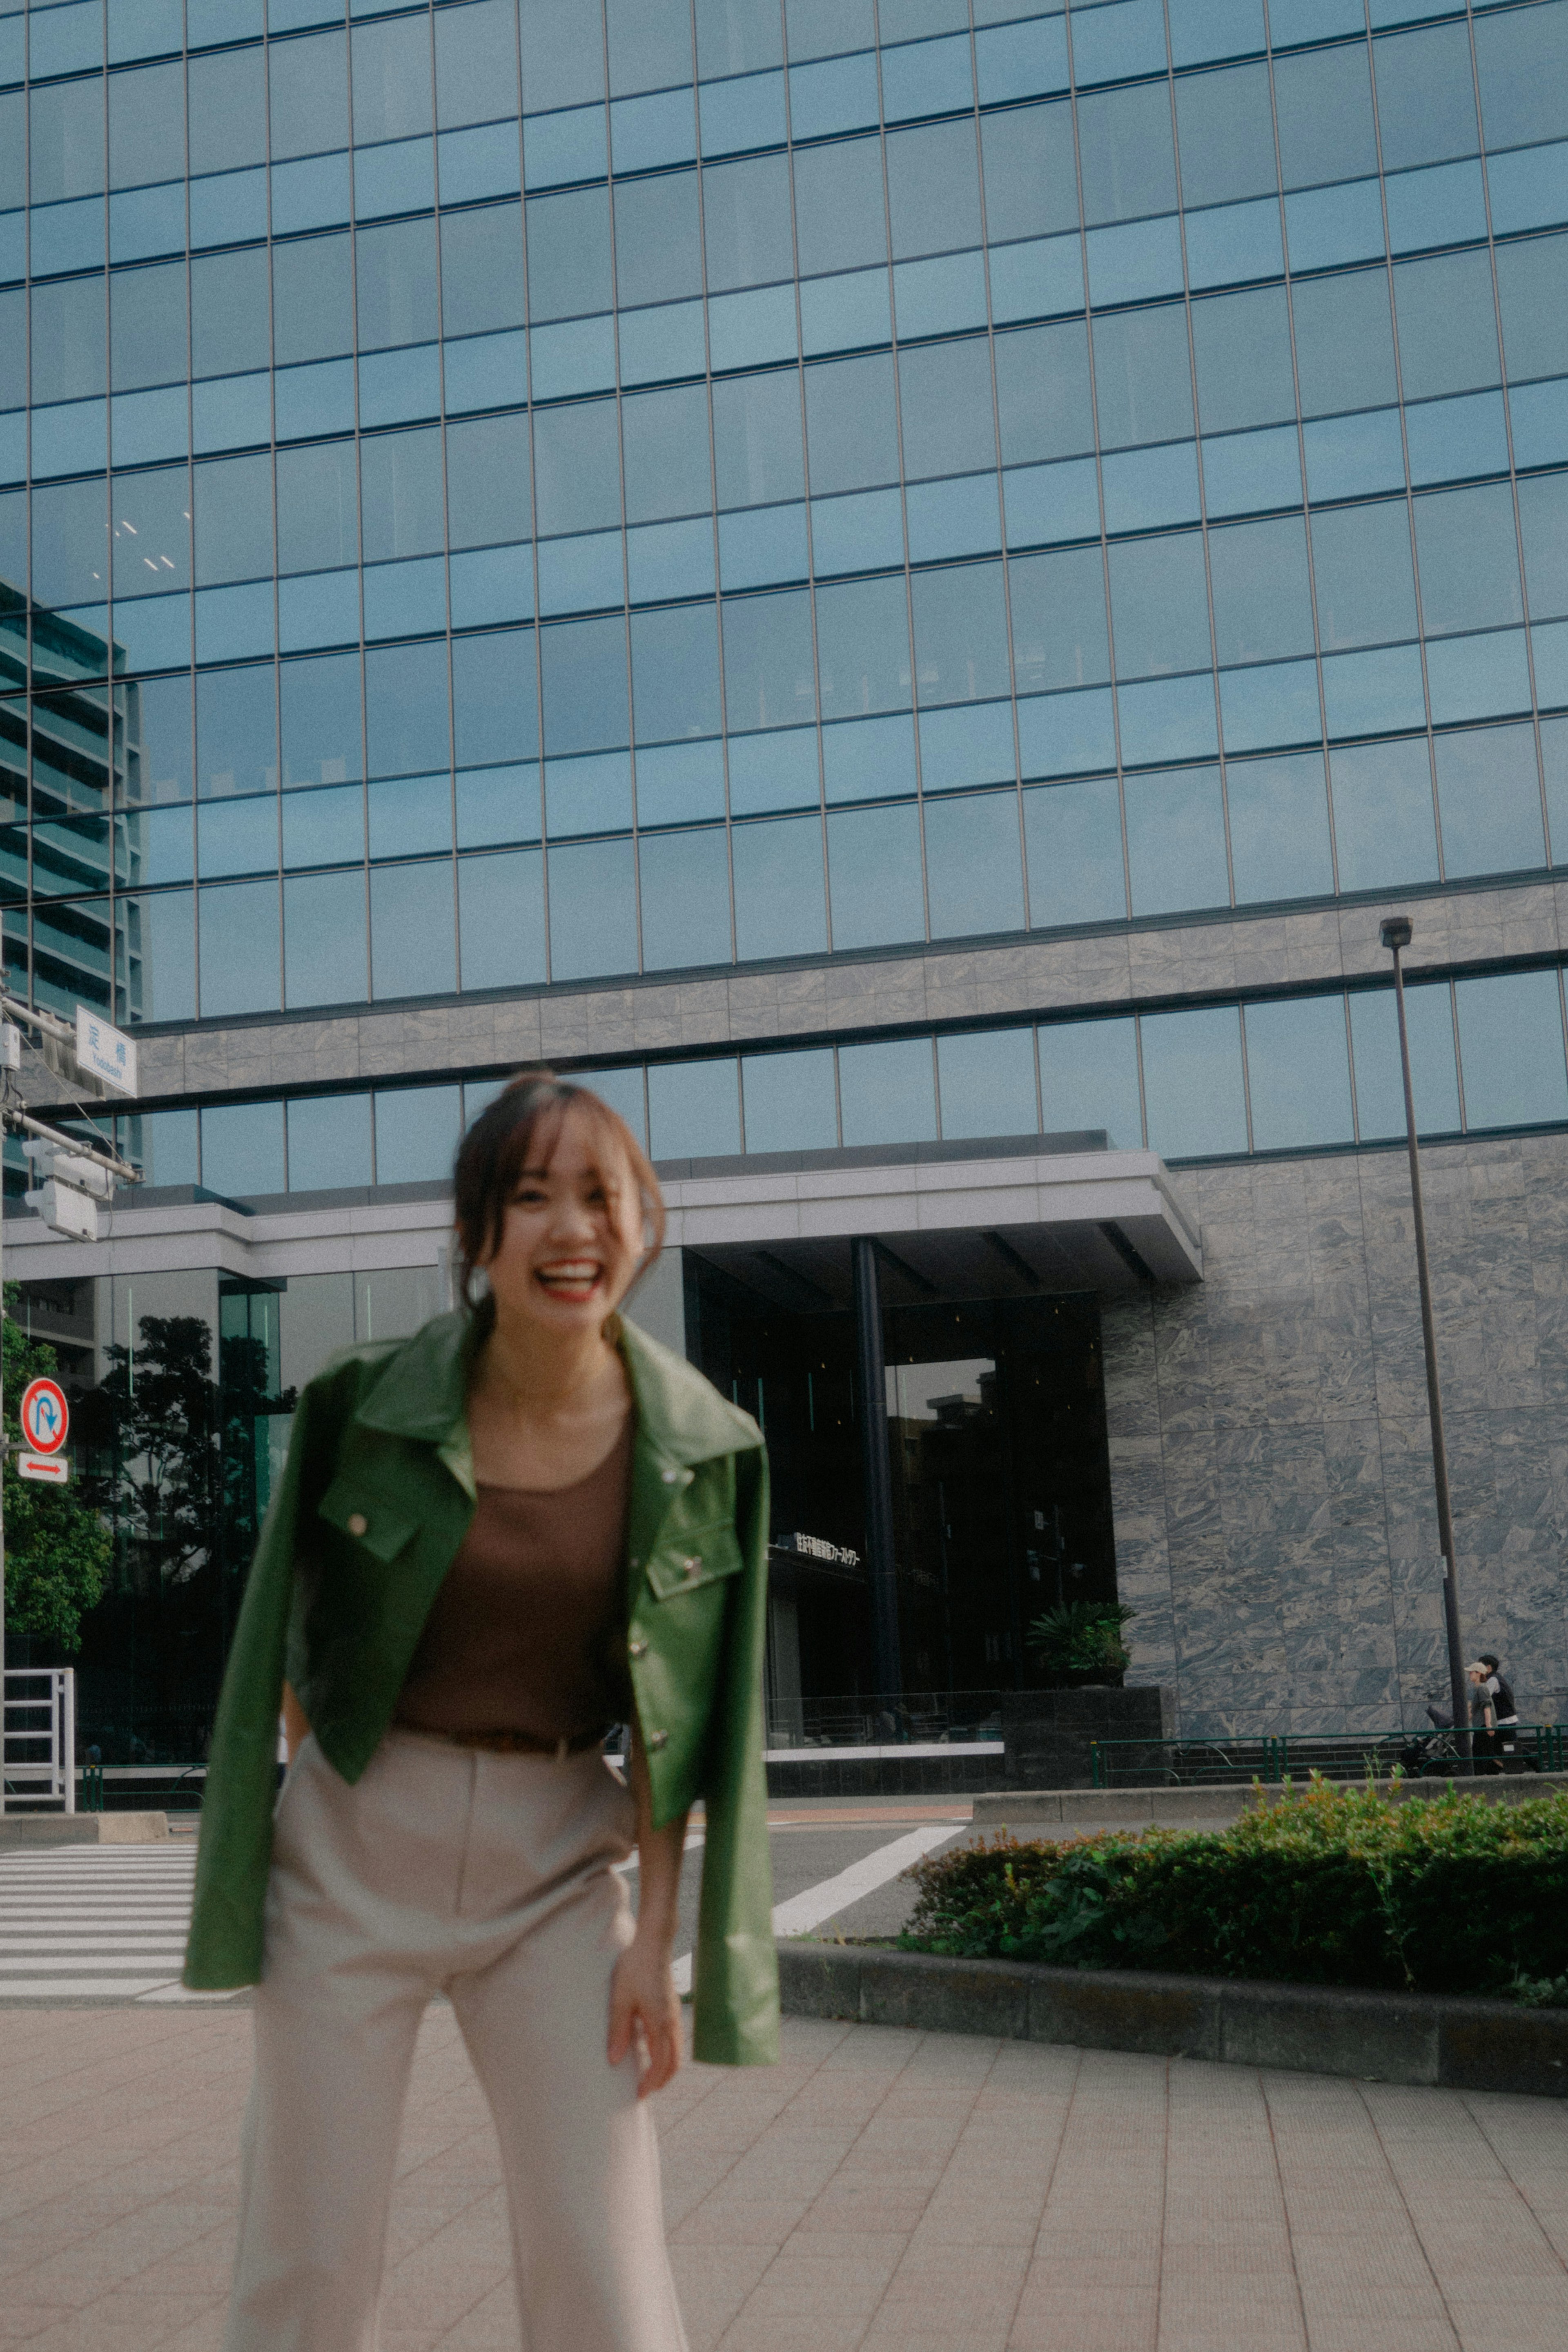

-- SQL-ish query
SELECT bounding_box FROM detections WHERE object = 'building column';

[851,1236,901,1699]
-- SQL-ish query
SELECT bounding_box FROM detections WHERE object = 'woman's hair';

[452,1069,666,1309]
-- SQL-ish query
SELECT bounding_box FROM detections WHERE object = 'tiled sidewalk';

[2,2005,1566,2351]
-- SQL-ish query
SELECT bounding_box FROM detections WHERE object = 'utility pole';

[0,1001,140,1814]
[1379,919,1471,1771]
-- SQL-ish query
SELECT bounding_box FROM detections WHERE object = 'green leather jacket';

[183,1306,779,2067]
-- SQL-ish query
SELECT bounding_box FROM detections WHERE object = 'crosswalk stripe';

[0,1846,203,2003]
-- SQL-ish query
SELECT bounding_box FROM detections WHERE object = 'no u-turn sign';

[19,1378,69,1455]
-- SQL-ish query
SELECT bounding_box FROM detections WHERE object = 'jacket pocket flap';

[317,1478,419,1564]
[644,1521,744,1601]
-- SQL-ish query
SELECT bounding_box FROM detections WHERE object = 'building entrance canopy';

[661,1135,1203,1306]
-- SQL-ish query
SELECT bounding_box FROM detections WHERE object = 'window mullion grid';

[969,0,1032,937]
[425,0,461,997]
[1160,0,1234,912]
[688,0,739,970]
[335,18,374,1026]
[1360,9,1445,890]
[780,45,834,953]
[1065,28,1133,924]
[1259,14,1338,893]
[517,138,550,984]
[1462,0,1552,865]
[597,0,640,982]
[871,36,931,949]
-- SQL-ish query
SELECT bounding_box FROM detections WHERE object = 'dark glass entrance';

[682,1249,1117,1725]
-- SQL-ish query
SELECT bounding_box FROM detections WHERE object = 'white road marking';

[671,1821,960,1997]
[0,1848,199,2001]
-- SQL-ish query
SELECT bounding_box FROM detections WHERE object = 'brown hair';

[452,1069,665,1309]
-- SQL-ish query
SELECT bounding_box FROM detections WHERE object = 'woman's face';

[475,1108,646,1340]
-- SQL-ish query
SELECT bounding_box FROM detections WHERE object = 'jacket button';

[628,1638,648,1658]
[682,1554,702,1577]
[647,1729,668,1750]
[347,1513,368,1538]
[660,1468,680,1484]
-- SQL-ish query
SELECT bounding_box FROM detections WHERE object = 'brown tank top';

[395,1419,635,1741]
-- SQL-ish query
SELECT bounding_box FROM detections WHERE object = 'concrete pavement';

[4,2001,1568,2351]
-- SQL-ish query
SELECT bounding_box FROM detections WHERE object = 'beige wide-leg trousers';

[224,1728,689,2352]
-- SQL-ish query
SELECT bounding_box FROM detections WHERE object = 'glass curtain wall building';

[4,0,1568,1746]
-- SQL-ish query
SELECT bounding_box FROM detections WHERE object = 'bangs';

[452,1069,666,1302]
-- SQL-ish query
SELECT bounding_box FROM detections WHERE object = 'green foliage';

[901,1777,1568,2000]
[1027,1600,1136,1676]
[2,1294,109,1652]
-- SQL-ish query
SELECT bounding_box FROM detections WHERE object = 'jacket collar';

[352,1304,762,1490]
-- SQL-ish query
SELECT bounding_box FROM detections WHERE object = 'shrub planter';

[778,1940,1568,2098]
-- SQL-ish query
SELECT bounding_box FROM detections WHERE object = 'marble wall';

[1105,1132,1568,1737]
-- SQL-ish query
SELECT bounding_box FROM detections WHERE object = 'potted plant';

[1026,1601,1136,1688]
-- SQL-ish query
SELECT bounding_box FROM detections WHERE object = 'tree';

[2,1290,110,1653]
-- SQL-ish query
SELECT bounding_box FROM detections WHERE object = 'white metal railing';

[2,1667,76,1812]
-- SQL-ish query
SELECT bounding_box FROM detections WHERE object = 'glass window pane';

[910,564,1011,706]
[886,118,981,260]
[937,1028,1036,1141]
[1244,995,1353,1150]
[981,100,1080,243]
[1374,22,1479,173]
[1330,737,1438,892]
[722,589,817,730]
[1226,753,1334,904]
[732,814,827,958]
[360,428,445,563]
[793,137,888,278]
[1494,234,1568,388]
[365,641,451,778]
[1076,82,1176,226]
[540,617,630,756]
[457,849,546,990]
[647,1059,742,1161]
[803,353,898,497]
[273,232,354,368]
[1413,485,1523,638]
[923,791,1025,939]
[370,861,457,999]
[1209,516,1314,667]
[198,878,278,1015]
[630,604,722,746]
[1273,43,1378,190]
[202,1101,285,1199]
[713,372,805,510]
[995,322,1095,468]
[1024,778,1126,927]
[1349,981,1460,1140]
[1038,1016,1142,1148]
[1175,60,1276,207]
[285,868,368,1009]
[288,1092,372,1192]
[441,203,526,339]
[1434,723,1546,879]
[741,1048,838,1154]
[1190,288,1294,435]
[116,890,196,1025]
[702,154,794,292]
[1092,305,1194,449]
[638,827,731,971]
[526,187,613,322]
[125,1106,199,1188]
[1392,252,1501,403]
[837,1038,938,1148]
[1125,767,1229,916]
[1311,501,1419,651]
[1009,548,1110,696]
[1455,971,1568,1131]
[279,653,362,788]
[1108,536,1212,678]
[898,340,996,481]
[374,1083,463,1186]
[613,170,702,309]
[1290,271,1398,418]
[828,804,924,950]
[1140,1005,1247,1158]
[452,631,540,769]
[548,837,638,979]
[816,577,912,722]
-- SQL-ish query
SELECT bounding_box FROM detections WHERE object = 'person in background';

[1477,1652,1521,1762]
[184,1070,777,2352]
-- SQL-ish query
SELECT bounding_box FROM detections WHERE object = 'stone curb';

[778,1942,1568,2099]
[972,1773,1568,1826]
[0,1812,169,1846]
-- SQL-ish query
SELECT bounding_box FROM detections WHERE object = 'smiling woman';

[185,1069,777,2352]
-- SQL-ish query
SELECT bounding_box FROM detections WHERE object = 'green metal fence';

[1089,1725,1567,1789]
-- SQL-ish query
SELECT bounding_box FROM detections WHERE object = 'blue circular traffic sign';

[19,1377,68,1454]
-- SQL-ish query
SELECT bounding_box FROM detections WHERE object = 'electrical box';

[24,1176,100,1243]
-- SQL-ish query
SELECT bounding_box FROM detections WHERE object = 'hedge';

[899,1779,1568,2000]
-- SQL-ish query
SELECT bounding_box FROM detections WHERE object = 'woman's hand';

[607,1927,682,2097]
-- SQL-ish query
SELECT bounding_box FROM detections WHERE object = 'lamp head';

[1380,916,1413,952]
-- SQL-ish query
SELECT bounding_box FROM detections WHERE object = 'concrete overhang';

[663,1144,1202,1304]
[2,1143,1201,1303]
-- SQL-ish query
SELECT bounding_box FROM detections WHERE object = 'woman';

[185,1071,777,2352]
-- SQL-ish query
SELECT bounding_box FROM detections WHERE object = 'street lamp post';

[1379,916,1471,1770]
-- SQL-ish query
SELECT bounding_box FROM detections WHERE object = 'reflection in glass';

[838,1038,937,1149]
[638,827,732,972]
[288,1092,372,1192]
[827,803,924,951]
[1329,737,1438,892]
[741,1048,838,1155]
[1124,767,1229,918]
[284,869,367,1010]
[924,791,1025,940]
[1243,996,1353,1151]
[374,1083,463,1186]
[937,1028,1036,1143]
[1141,1005,1247,1159]
[1455,971,1568,1131]
[731,814,827,958]
[1038,1014,1141,1148]
[457,849,546,992]
[370,861,457,999]
[1226,753,1334,905]
[1024,779,1125,929]
[647,1059,742,1162]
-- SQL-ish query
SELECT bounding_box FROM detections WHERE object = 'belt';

[433,1725,609,1759]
